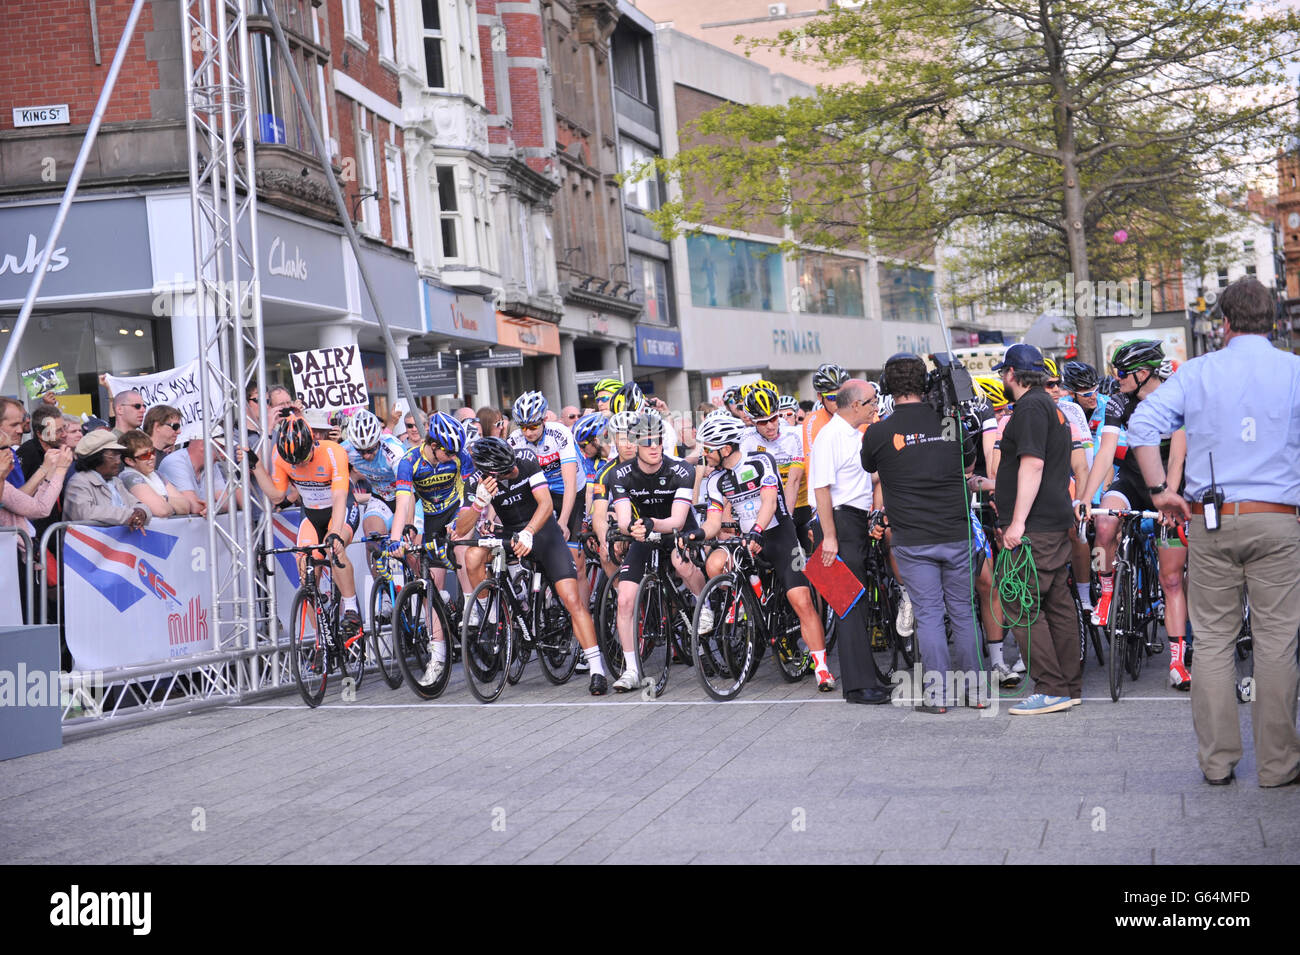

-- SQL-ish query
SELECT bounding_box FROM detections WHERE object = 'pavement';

[1,640,1297,865]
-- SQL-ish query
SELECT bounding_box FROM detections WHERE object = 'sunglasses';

[404,421,418,430]
[163,422,182,431]
[1074,388,1099,398]
[635,437,663,447]
[129,450,156,461]
[754,415,779,425]
[821,393,839,403]
[122,403,146,411]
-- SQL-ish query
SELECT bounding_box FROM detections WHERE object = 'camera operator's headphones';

[879,352,926,396]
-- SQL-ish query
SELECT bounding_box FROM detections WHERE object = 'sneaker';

[419,657,444,686]
[1012,656,1026,675]
[1169,662,1191,691]
[1070,698,1082,707]
[697,605,715,634]
[1091,590,1112,627]
[1008,693,1072,715]
[816,669,837,693]
[341,610,363,648]
[612,670,642,693]
[991,661,1022,688]
[895,591,915,637]
[575,656,590,673]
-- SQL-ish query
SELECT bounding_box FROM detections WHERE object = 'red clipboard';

[803,543,866,617]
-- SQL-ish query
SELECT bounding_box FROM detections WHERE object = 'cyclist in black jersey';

[690,415,836,691]
[453,438,610,695]
[608,411,706,692]
[589,411,639,579]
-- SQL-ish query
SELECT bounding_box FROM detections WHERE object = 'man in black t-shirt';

[991,345,1079,715]
[863,354,986,709]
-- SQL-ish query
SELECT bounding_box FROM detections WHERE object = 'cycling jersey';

[742,425,807,507]
[393,443,475,515]
[272,440,349,510]
[343,434,407,501]
[580,452,603,484]
[1102,391,1172,480]
[1057,398,1092,464]
[489,448,550,533]
[509,423,585,496]
[706,450,791,533]
[590,456,626,503]
[609,456,695,522]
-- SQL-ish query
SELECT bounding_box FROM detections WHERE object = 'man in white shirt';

[809,379,890,704]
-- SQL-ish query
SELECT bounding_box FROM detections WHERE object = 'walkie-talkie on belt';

[1202,452,1225,532]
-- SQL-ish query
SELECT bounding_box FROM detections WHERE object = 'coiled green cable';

[994,539,1040,629]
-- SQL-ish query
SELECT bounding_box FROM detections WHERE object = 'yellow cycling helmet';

[974,375,1008,408]
[741,378,778,398]
[1042,357,1059,379]
[743,385,780,420]
[593,377,623,400]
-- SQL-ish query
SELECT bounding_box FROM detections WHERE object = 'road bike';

[388,523,463,700]
[1090,508,1166,701]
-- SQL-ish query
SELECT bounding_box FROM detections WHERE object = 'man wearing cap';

[992,344,1079,715]
[64,431,150,530]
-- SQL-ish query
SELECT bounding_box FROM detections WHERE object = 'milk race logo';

[49,885,151,935]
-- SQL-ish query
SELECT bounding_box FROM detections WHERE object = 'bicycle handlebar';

[1088,508,1163,520]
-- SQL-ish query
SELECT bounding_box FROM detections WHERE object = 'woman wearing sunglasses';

[119,429,191,517]
[143,404,185,463]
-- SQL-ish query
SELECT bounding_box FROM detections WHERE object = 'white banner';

[105,360,217,443]
[289,345,368,412]
[0,530,21,627]
[62,517,212,670]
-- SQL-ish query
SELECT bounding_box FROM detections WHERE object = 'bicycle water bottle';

[749,574,764,604]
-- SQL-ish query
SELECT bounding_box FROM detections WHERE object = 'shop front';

[419,281,498,408]
[494,312,562,410]
[633,325,688,413]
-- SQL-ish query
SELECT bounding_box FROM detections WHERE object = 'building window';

[685,234,784,311]
[358,126,379,235]
[630,254,672,326]
[376,0,395,62]
[1217,266,1229,289]
[385,144,408,247]
[879,266,936,322]
[422,0,446,89]
[620,140,659,212]
[436,165,460,261]
[795,252,865,317]
[612,32,648,101]
[457,0,482,103]
[250,29,322,153]
[472,170,495,271]
[343,0,363,41]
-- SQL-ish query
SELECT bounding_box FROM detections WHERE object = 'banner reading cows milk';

[105,360,218,443]
[62,518,213,670]
[289,345,368,412]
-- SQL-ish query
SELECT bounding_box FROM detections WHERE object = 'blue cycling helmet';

[512,391,548,425]
[573,411,607,445]
[426,411,465,454]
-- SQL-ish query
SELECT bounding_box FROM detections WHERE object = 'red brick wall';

[0,0,160,127]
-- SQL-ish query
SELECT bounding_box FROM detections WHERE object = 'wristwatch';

[1147,481,1168,496]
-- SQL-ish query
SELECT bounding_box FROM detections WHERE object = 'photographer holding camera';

[862,354,985,711]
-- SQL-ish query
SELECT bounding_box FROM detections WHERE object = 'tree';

[643,0,1299,364]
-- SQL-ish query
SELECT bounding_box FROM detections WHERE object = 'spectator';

[142,404,183,462]
[18,404,65,487]
[477,406,505,442]
[808,378,890,705]
[454,406,476,424]
[862,355,984,711]
[119,430,191,517]
[1131,276,1300,787]
[59,415,81,452]
[0,398,72,537]
[64,431,149,530]
[110,389,147,438]
[158,436,229,517]
[991,344,1079,716]
[560,405,581,429]
[399,410,421,449]
[81,417,111,435]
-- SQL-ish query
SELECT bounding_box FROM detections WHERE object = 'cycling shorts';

[1101,478,1186,549]
[759,520,810,595]
[616,514,700,585]
[508,519,576,583]
[551,490,587,550]
[362,497,394,533]
[298,496,361,548]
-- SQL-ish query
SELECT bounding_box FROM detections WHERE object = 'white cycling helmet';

[696,414,747,451]
[511,391,548,426]
[348,410,383,451]
[607,409,638,436]
[876,394,894,419]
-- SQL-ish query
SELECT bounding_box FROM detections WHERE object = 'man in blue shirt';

[1130,277,1300,788]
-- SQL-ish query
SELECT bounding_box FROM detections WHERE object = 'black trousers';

[831,505,883,694]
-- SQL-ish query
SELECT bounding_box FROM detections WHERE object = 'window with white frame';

[358,125,379,235]
[376,0,395,62]
[620,139,659,211]
[422,0,446,89]
[436,165,460,261]
[472,169,495,271]
[456,0,482,102]
[385,144,408,247]
[343,0,363,41]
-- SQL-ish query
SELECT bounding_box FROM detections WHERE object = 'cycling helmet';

[1099,375,1121,396]
[974,375,1008,408]
[512,391,548,426]
[461,417,483,444]
[426,411,465,454]
[609,382,645,416]
[1110,339,1165,375]
[812,362,850,395]
[1061,360,1099,392]
[470,436,517,475]
[573,411,608,445]
[348,410,383,451]
[743,385,780,421]
[276,414,314,466]
[877,394,895,419]
[626,409,665,443]
[592,377,623,400]
[1042,357,1061,380]
[777,395,799,414]
[741,378,778,398]
[696,415,747,451]
[721,386,743,408]
[607,409,638,436]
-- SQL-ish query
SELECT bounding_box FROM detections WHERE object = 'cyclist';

[740,385,809,547]
[454,436,609,695]
[778,394,800,427]
[692,414,836,691]
[250,409,363,645]
[608,410,706,691]
[343,409,406,508]
[593,377,623,414]
[573,411,610,499]
[1078,339,1190,690]
[721,386,744,419]
[588,411,639,579]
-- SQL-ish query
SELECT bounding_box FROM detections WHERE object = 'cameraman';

[862,354,985,711]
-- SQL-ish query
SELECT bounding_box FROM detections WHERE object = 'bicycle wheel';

[369,576,403,689]
[289,589,328,708]
[394,580,455,700]
[596,572,624,679]
[869,581,904,682]
[535,581,578,685]
[462,579,511,703]
[771,598,810,682]
[341,603,366,691]
[691,574,755,701]
[1109,563,1132,700]
[635,574,672,698]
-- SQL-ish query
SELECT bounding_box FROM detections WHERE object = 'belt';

[1188,501,1300,516]
[833,504,874,517]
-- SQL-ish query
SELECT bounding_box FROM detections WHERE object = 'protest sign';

[289,345,368,411]
[20,362,68,399]
[105,360,215,443]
